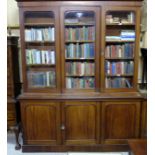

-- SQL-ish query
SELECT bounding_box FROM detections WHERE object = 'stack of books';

[120,30,135,41]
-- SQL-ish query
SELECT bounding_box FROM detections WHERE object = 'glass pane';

[105,11,135,89]
[24,11,57,89]
[27,70,56,88]
[64,11,96,89]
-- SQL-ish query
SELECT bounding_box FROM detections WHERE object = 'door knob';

[61,125,65,130]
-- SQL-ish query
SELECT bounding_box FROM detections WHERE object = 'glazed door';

[101,101,140,144]
[62,101,100,145]
[60,6,100,93]
[21,101,61,145]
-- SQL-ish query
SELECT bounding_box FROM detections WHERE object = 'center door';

[60,6,100,93]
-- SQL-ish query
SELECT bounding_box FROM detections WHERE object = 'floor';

[7,131,129,155]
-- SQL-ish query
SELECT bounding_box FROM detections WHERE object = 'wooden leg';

[10,124,21,150]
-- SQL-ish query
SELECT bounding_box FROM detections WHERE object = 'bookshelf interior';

[24,11,57,89]
[20,6,139,92]
[64,11,96,89]
[104,10,136,89]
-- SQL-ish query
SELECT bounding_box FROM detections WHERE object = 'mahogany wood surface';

[128,139,147,155]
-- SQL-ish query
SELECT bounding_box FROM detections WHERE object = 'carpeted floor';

[7,131,129,155]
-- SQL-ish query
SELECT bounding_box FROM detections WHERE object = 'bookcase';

[17,0,146,152]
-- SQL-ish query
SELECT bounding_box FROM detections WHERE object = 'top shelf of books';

[106,11,135,25]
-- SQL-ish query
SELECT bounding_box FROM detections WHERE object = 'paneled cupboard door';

[20,101,61,145]
[19,7,61,93]
[60,7,100,93]
[101,101,140,144]
[61,101,100,145]
[101,7,141,92]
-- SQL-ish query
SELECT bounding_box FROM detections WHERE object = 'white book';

[121,62,125,74]
[46,72,50,86]
[118,46,122,58]
[36,29,42,41]
[81,63,85,75]
[52,28,55,41]
[51,51,55,64]
[35,50,41,64]
[25,29,31,41]
[41,50,45,64]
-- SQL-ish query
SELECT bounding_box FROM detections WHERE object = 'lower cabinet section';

[101,101,141,144]
[21,101,61,145]
[20,99,142,152]
[62,101,100,145]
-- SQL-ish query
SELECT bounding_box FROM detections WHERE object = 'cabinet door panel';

[101,101,140,144]
[21,101,61,145]
[62,101,100,145]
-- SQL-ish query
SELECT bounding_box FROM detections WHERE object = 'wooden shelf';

[24,23,55,27]
[65,58,94,60]
[66,75,95,77]
[25,41,55,45]
[106,23,135,26]
[105,58,134,60]
[65,23,95,26]
[27,64,55,67]
[106,40,135,43]
[106,74,133,77]
[65,40,95,43]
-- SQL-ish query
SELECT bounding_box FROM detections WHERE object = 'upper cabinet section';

[20,7,61,93]
[101,7,140,92]
[60,7,100,92]
[18,2,141,94]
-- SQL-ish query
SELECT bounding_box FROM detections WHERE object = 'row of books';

[25,28,55,42]
[105,77,132,88]
[105,43,134,58]
[26,49,55,65]
[66,62,95,75]
[106,12,135,24]
[66,43,95,58]
[66,77,95,88]
[106,30,135,41]
[27,71,56,88]
[105,61,134,75]
[65,26,95,41]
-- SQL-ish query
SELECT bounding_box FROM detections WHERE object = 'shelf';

[66,75,95,77]
[105,58,134,60]
[106,74,133,77]
[24,23,55,27]
[65,40,95,43]
[65,23,95,26]
[29,86,56,89]
[25,41,55,45]
[65,58,94,60]
[27,64,55,67]
[106,40,135,43]
[106,23,135,26]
